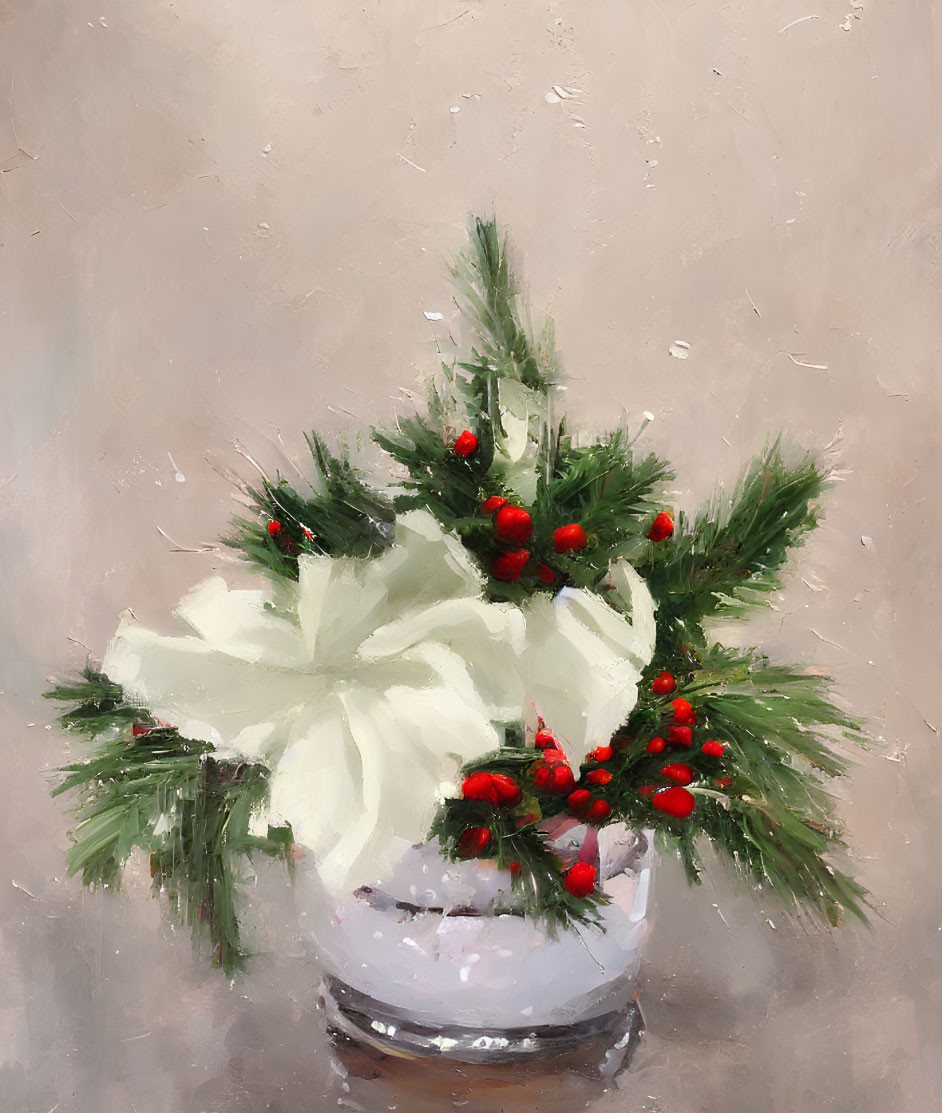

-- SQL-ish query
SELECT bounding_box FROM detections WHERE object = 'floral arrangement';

[47,218,869,973]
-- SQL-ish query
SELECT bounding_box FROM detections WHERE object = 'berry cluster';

[635,675,731,817]
[450,431,675,586]
[484,497,587,584]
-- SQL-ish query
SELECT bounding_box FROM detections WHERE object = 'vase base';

[321,975,644,1074]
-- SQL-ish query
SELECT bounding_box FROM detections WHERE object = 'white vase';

[295,824,656,1069]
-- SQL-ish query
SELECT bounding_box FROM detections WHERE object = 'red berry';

[537,563,557,584]
[568,788,592,810]
[637,785,657,797]
[482,496,509,515]
[715,777,732,788]
[458,826,491,857]
[586,768,613,786]
[491,549,530,581]
[268,520,282,537]
[490,773,522,807]
[563,861,597,899]
[651,786,696,819]
[553,765,576,793]
[587,799,612,823]
[671,698,696,725]
[462,771,499,806]
[494,505,533,543]
[465,771,520,808]
[541,748,570,766]
[651,671,676,695]
[553,523,588,553]
[588,746,613,763]
[667,725,693,747]
[702,740,725,758]
[646,736,666,755]
[661,763,694,786]
[648,511,674,542]
[454,430,479,457]
[535,764,575,794]
[509,861,522,876]
[534,728,558,751]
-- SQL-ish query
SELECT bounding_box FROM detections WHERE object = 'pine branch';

[371,414,493,525]
[534,427,674,587]
[47,669,293,974]
[224,432,395,581]
[643,439,828,622]
[44,664,140,736]
[449,216,561,395]
[618,644,870,927]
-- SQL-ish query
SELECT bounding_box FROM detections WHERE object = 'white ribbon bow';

[102,510,655,887]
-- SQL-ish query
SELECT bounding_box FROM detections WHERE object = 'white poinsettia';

[101,510,656,889]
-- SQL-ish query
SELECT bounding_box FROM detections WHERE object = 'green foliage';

[618,646,870,927]
[371,414,492,525]
[45,664,140,736]
[533,426,674,588]
[47,669,293,974]
[224,432,395,580]
[641,439,828,624]
[449,215,562,395]
[428,749,609,934]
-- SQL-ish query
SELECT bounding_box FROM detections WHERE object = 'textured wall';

[2,1,940,1110]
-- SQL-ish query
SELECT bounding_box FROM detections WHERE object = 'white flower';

[102,510,656,888]
[522,561,657,757]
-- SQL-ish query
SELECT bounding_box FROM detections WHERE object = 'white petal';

[494,379,542,501]
[295,510,483,667]
[102,612,316,755]
[359,597,526,723]
[609,559,658,665]
[297,553,390,665]
[175,576,310,669]
[267,695,364,862]
[320,681,499,888]
[382,510,484,609]
[496,379,533,464]
[521,584,655,760]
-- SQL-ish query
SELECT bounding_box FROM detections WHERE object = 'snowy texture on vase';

[301,827,655,1064]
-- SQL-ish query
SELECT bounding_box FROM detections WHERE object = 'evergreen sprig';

[47,670,293,974]
[449,215,562,396]
[641,439,828,624]
[224,432,395,580]
[534,426,674,588]
[428,749,609,934]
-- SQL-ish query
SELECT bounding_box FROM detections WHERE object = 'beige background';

[2,0,941,1110]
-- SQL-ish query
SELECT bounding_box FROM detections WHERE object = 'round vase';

[296,823,656,1070]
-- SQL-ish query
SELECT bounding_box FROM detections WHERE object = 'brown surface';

[1,1,940,1110]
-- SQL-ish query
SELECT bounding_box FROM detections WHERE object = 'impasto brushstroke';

[47,218,868,1069]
